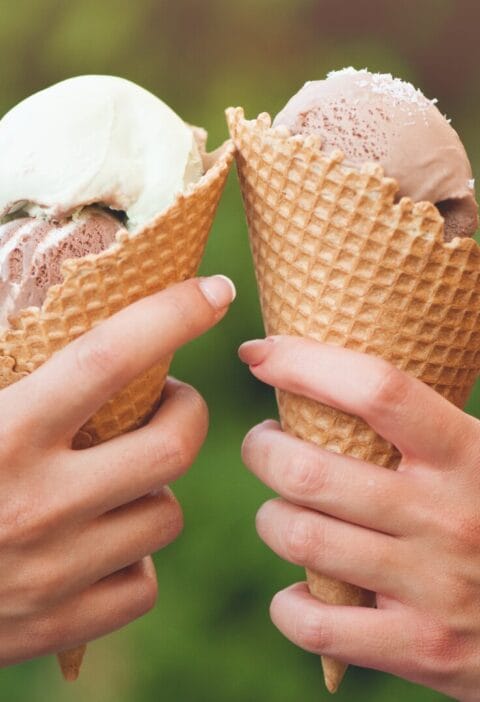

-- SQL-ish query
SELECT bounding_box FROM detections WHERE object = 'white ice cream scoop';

[0,75,203,230]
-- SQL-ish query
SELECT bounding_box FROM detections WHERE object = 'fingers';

[7,558,158,663]
[7,275,235,445]
[66,489,182,594]
[62,378,208,519]
[242,420,420,535]
[10,489,180,611]
[269,583,418,678]
[239,336,475,466]
[256,499,409,598]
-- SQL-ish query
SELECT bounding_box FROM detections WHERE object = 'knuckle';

[367,362,407,415]
[147,396,209,477]
[22,559,63,613]
[1,575,37,619]
[167,435,192,473]
[447,575,475,617]
[288,452,326,499]
[74,332,126,386]
[297,613,331,652]
[27,616,63,656]
[166,291,201,338]
[285,516,317,566]
[451,515,480,554]
[145,434,189,477]
[375,544,398,578]
[438,508,480,556]
[1,495,54,548]
[417,624,463,678]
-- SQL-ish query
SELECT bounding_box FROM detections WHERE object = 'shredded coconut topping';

[327,67,437,111]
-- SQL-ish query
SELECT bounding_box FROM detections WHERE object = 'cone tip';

[321,656,347,694]
[61,666,80,682]
[325,676,340,694]
[57,645,86,682]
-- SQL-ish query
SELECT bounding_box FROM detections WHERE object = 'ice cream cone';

[227,106,480,692]
[0,132,234,680]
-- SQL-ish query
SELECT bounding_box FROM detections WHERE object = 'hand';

[0,274,235,667]
[240,335,480,702]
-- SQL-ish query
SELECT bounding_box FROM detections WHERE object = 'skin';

[239,335,480,702]
[0,274,235,667]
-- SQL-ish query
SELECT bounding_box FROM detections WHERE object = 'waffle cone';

[227,107,480,692]
[0,131,234,680]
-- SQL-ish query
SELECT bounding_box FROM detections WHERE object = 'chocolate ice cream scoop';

[0,208,122,326]
[274,68,478,241]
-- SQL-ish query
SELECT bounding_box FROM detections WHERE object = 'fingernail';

[199,275,236,309]
[238,337,273,366]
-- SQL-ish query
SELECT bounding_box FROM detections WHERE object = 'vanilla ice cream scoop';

[274,68,477,240]
[0,75,203,230]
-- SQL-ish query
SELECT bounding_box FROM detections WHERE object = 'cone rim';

[226,106,480,254]
[0,133,234,338]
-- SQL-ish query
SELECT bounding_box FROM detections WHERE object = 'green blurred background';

[1,1,479,700]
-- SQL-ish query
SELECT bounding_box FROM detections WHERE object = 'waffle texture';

[227,106,480,691]
[0,134,234,679]
[57,646,87,682]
